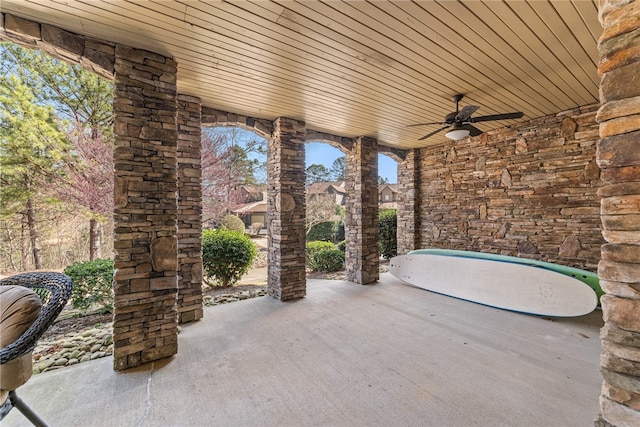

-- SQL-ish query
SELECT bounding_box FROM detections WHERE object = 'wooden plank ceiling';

[1,0,601,150]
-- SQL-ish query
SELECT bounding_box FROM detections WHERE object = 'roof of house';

[307,181,346,195]
[379,184,398,193]
[234,199,267,214]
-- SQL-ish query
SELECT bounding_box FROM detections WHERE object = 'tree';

[306,194,341,235]
[54,124,114,259]
[306,163,331,184]
[1,42,114,263]
[202,131,239,223]
[0,43,113,135]
[0,74,71,269]
[330,157,346,181]
[378,176,389,185]
[201,127,266,224]
[226,145,258,186]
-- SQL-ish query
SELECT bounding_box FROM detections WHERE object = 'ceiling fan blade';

[470,112,524,123]
[406,121,446,127]
[461,124,483,137]
[418,125,449,140]
[455,105,480,121]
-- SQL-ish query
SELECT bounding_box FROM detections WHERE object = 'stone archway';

[377,146,421,256]
[305,132,380,285]
[203,108,307,300]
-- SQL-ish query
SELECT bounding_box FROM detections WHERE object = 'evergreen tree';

[330,157,346,181]
[0,73,71,268]
[306,163,331,184]
[0,42,114,264]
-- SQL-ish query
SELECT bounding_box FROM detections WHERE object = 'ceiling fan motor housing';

[445,111,458,123]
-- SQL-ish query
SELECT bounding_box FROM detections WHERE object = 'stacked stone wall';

[418,105,604,271]
[306,130,354,152]
[201,107,272,139]
[267,118,307,300]
[177,95,203,324]
[345,136,380,284]
[112,46,179,370]
[595,0,640,425]
[397,149,421,254]
[0,14,115,79]
[1,13,185,371]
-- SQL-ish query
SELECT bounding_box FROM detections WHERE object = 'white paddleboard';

[389,254,597,317]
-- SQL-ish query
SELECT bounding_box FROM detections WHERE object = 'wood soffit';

[0,0,601,150]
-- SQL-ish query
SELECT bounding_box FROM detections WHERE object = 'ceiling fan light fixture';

[445,128,470,140]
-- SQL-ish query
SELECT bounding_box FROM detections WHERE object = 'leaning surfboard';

[389,254,598,317]
[409,248,603,301]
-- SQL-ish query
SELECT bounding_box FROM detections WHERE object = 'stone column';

[176,95,203,324]
[397,149,421,255]
[112,46,179,371]
[345,136,379,284]
[267,117,307,300]
[595,1,640,425]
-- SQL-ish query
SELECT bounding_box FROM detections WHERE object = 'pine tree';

[0,74,71,269]
[0,42,114,265]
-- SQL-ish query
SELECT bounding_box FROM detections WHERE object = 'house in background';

[307,181,346,206]
[236,182,398,229]
[234,189,267,231]
[238,185,264,203]
[379,184,398,210]
[235,182,346,229]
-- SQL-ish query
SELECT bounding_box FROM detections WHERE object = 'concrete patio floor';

[3,273,603,427]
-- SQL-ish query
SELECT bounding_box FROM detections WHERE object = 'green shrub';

[337,240,346,252]
[311,249,345,272]
[305,240,335,270]
[202,229,257,287]
[306,221,337,242]
[221,214,246,233]
[379,208,397,259]
[63,258,114,313]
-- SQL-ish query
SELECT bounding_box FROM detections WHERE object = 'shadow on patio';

[3,273,603,427]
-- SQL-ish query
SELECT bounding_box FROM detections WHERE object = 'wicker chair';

[0,272,73,427]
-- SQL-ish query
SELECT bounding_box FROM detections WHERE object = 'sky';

[305,142,397,184]
[210,127,398,184]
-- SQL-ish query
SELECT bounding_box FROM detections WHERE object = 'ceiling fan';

[407,94,524,141]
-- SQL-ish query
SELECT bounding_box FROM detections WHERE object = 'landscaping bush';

[379,208,397,259]
[221,214,246,233]
[311,249,345,272]
[305,240,335,270]
[202,229,257,287]
[63,258,114,314]
[337,240,346,252]
[307,221,337,242]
